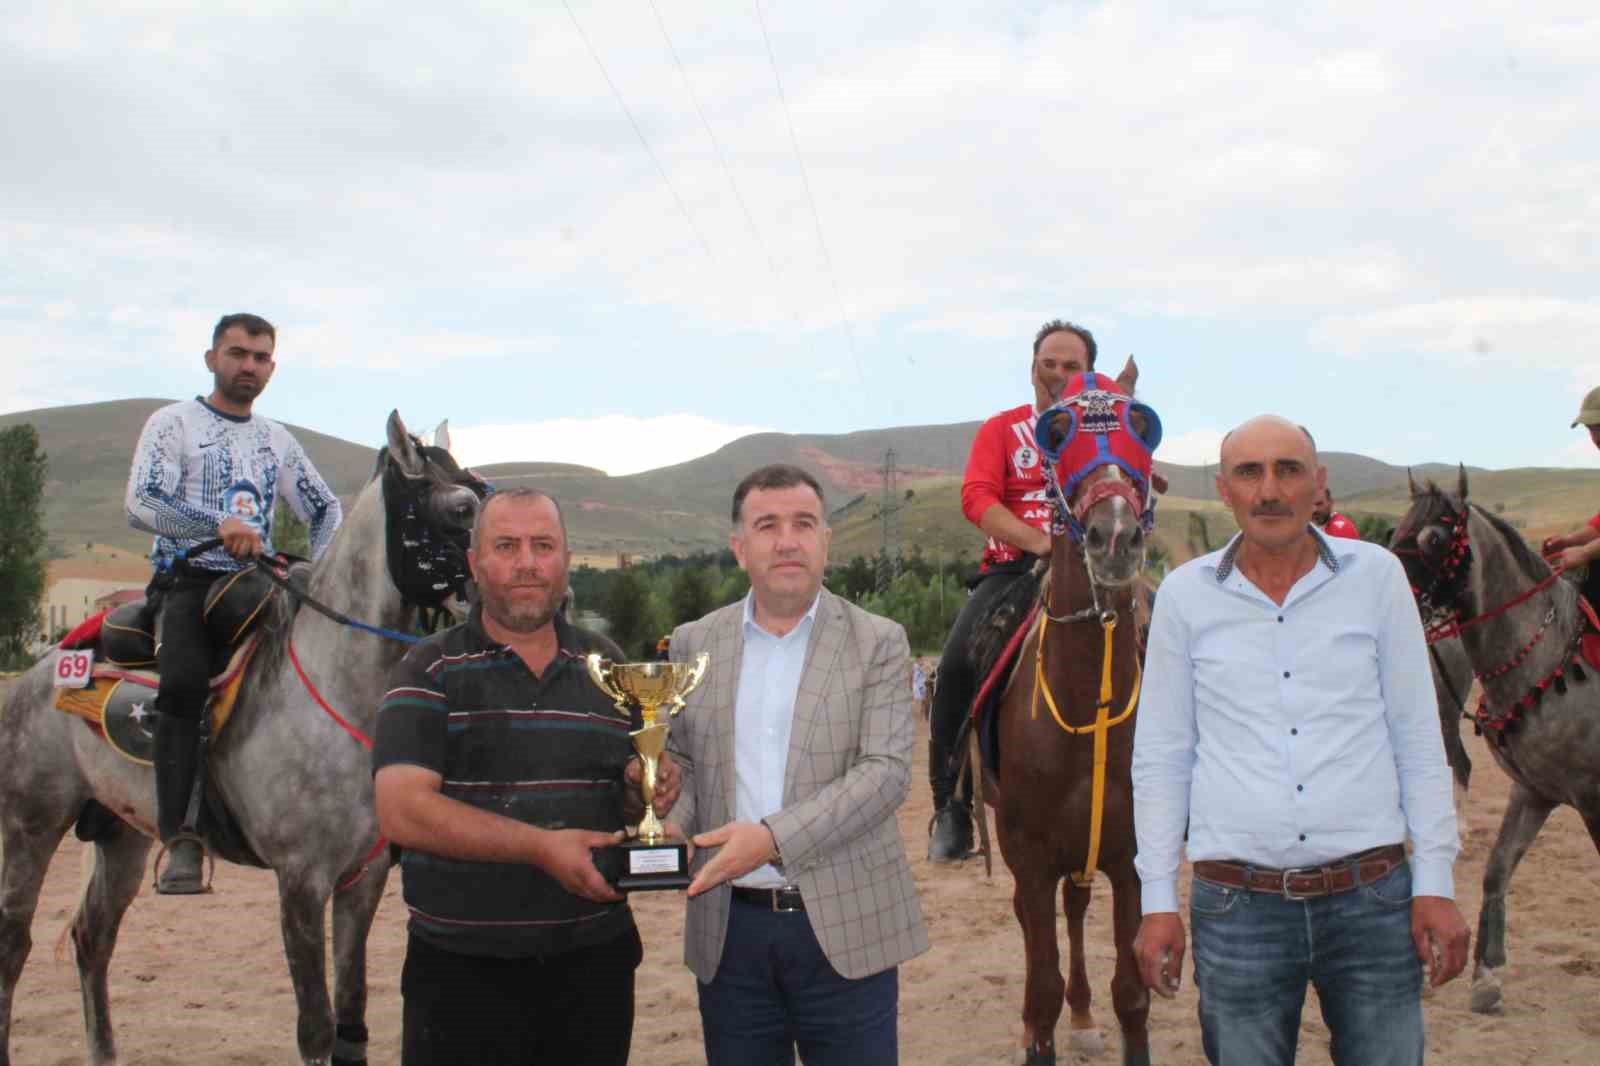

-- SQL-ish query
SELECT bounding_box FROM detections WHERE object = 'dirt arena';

[5,678,1598,1064]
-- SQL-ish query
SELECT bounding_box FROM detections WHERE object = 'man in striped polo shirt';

[374,487,647,1066]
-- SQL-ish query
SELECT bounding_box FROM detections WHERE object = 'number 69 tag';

[52,649,95,689]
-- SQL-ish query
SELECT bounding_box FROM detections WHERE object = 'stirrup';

[153,833,215,895]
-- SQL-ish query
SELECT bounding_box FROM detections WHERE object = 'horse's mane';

[1470,501,1553,584]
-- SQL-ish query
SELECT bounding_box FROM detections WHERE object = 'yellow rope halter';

[1030,611,1141,887]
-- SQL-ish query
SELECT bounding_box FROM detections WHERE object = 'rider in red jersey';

[1542,386,1600,607]
[1312,487,1361,540]
[926,320,1096,862]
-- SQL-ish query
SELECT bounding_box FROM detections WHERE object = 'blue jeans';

[1190,861,1424,1066]
[697,896,899,1065]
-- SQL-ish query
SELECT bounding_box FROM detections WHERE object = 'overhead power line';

[753,0,864,386]
[562,0,712,259]
[647,0,783,288]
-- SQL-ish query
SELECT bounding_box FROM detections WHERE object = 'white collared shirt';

[1132,527,1460,914]
[733,591,820,888]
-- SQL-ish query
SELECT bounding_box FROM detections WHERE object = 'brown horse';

[983,361,1157,1066]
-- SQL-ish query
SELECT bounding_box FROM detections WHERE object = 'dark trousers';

[155,574,219,724]
[928,567,1030,753]
[698,896,899,1066]
[400,927,642,1066]
[152,573,220,841]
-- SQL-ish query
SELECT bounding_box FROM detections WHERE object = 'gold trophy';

[586,652,708,890]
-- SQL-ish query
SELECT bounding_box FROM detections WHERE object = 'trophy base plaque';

[604,839,691,892]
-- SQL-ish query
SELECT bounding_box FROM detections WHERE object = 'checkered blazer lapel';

[783,591,846,805]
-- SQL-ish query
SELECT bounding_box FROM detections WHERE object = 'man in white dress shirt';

[1131,415,1469,1066]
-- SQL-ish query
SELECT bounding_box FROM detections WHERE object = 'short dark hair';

[472,486,568,550]
[731,464,826,526]
[1032,319,1097,369]
[212,313,276,349]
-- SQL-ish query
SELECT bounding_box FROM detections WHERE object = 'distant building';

[40,578,146,644]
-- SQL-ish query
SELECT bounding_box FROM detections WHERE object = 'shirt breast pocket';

[1300,623,1381,702]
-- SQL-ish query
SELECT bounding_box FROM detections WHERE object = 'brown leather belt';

[731,885,805,912]
[1192,844,1407,900]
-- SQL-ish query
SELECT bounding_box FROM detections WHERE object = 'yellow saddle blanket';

[53,634,262,766]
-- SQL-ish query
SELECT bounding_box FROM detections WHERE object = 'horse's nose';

[1108,521,1143,560]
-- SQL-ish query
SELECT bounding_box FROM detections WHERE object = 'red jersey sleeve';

[961,415,1009,527]
[1587,513,1600,533]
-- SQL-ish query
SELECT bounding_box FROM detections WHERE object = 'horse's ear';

[1115,355,1138,394]
[386,410,425,477]
[433,419,452,454]
[1457,463,1469,503]
[1407,467,1418,497]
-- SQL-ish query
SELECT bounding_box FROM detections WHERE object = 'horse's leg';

[1472,781,1556,1014]
[0,822,70,1066]
[330,860,390,1066]
[1061,878,1103,1057]
[1104,859,1152,1066]
[71,828,153,1066]
[1007,858,1065,1065]
[278,872,337,1065]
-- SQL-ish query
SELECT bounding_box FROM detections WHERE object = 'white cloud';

[449,414,775,477]
[1311,299,1600,364]
[2,1,1599,470]
[1157,428,1227,467]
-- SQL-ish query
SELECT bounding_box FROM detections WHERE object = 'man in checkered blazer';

[662,463,929,1064]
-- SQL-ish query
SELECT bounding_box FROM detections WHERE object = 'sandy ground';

[5,684,1599,1065]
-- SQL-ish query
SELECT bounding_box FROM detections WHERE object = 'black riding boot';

[927,738,973,863]
[154,713,206,894]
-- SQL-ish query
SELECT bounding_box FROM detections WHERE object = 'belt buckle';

[1280,865,1326,900]
[772,888,801,913]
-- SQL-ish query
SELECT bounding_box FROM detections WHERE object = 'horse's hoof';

[1015,1047,1055,1066]
[1068,1027,1107,1057]
[1470,967,1504,1014]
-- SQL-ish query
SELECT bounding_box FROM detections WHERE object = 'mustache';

[1251,503,1294,517]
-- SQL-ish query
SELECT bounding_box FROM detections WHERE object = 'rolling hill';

[5,399,1599,571]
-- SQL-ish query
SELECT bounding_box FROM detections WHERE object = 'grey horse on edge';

[0,412,482,1066]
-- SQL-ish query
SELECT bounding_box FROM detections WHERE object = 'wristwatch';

[760,818,784,869]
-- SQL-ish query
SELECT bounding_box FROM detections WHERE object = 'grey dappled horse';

[0,412,481,1066]
[1393,470,1600,1014]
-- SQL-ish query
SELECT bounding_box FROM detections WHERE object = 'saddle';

[961,561,1047,779]
[53,562,304,764]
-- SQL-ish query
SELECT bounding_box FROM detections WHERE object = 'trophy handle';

[585,654,630,715]
[667,652,710,718]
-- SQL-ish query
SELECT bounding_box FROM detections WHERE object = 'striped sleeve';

[373,643,449,777]
[125,405,225,541]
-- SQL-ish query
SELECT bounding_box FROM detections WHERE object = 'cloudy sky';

[4,2,1598,476]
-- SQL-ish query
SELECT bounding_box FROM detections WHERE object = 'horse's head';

[379,411,491,617]
[1391,464,1473,623]
[1034,357,1163,588]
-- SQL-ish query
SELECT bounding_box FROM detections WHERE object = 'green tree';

[0,424,49,665]
[830,555,876,602]
[603,569,669,659]
[273,501,312,558]
[1355,513,1395,545]
[669,566,716,627]
[715,567,750,606]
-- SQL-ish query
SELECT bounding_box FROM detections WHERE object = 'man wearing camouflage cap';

[1540,387,1600,605]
